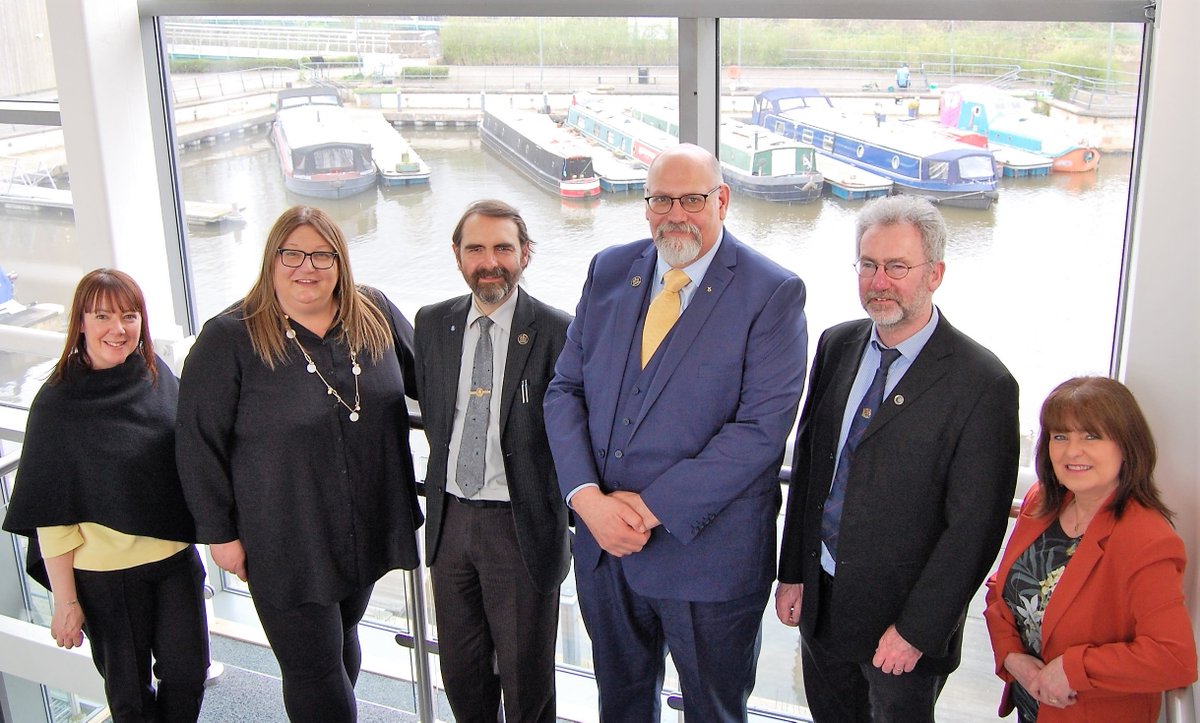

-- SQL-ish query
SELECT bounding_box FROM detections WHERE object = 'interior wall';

[1119,0,1200,717]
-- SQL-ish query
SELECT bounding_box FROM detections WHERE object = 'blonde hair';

[241,205,392,368]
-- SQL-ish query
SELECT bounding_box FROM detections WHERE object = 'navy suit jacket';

[544,230,808,602]
[414,288,572,594]
[779,314,1019,673]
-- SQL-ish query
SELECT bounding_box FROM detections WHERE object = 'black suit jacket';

[414,288,572,594]
[778,312,1019,674]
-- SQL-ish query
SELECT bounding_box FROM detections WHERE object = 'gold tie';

[641,268,691,368]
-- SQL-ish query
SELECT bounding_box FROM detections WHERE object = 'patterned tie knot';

[477,316,494,332]
[663,268,690,293]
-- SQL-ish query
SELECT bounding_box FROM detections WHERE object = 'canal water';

[2,124,1129,433]
[178,125,1130,436]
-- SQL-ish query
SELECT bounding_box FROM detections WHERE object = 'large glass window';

[719,18,1141,720]
[0,0,75,409]
[159,12,680,714]
[1,5,1153,722]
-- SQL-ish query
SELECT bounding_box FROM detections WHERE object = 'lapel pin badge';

[706,286,713,293]
[450,325,456,332]
[517,333,530,345]
[631,276,642,287]
[893,394,905,405]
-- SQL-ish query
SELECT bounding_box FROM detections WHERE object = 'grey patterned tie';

[455,316,494,498]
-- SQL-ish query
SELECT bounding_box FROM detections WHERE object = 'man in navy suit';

[414,200,571,723]
[776,195,1019,722]
[544,143,808,721]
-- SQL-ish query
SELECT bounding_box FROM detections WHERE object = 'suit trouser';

[576,552,768,723]
[431,496,558,723]
[800,571,946,723]
[252,582,373,723]
[74,546,209,723]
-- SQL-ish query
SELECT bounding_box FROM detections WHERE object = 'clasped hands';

[775,584,923,675]
[1005,652,1077,709]
[572,487,659,556]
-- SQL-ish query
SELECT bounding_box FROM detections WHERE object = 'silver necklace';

[284,316,362,422]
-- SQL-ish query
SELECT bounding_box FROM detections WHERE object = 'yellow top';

[37,523,187,571]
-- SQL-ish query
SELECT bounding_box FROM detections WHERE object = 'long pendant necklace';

[284,316,362,422]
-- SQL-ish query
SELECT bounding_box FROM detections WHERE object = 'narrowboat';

[479,108,600,198]
[624,104,825,203]
[353,112,430,186]
[751,88,1000,209]
[271,87,377,199]
[939,85,1100,173]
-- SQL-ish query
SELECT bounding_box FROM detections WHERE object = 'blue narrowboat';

[751,88,999,209]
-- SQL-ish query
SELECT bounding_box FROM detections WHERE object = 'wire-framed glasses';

[854,259,934,280]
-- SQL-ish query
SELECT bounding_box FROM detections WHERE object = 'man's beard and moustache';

[470,265,520,306]
[654,222,703,268]
[862,275,934,330]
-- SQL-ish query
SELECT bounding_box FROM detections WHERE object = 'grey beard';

[654,224,702,267]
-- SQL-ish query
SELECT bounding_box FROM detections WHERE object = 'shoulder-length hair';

[1034,376,1173,522]
[240,205,392,368]
[52,268,157,384]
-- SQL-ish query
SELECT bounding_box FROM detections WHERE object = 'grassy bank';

[440,18,1141,80]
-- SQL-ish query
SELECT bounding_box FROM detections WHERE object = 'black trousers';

[74,546,209,723]
[431,497,558,723]
[800,571,946,723]
[252,582,374,723]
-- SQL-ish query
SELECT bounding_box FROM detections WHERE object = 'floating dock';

[0,185,244,226]
[990,147,1054,178]
[814,155,893,200]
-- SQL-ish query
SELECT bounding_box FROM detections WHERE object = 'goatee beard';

[654,223,702,267]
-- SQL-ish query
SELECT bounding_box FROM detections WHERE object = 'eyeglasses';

[644,186,722,215]
[277,249,339,270]
[854,259,934,280]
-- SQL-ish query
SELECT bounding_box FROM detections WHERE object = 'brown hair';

[1034,376,1173,522]
[451,199,534,251]
[240,205,392,368]
[52,268,157,384]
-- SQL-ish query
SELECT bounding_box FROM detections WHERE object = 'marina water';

[3,126,1129,437]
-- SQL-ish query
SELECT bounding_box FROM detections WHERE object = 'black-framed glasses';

[644,186,722,215]
[854,259,934,280]
[277,249,339,270]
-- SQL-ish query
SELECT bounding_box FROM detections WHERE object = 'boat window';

[929,161,950,180]
[958,154,997,180]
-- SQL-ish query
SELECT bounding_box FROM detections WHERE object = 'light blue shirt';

[821,306,941,575]
[650,227,724,312]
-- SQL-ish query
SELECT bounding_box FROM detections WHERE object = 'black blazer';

[778,312,1019,674]
[413,288,572,594]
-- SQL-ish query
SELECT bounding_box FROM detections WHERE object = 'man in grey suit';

[776,195,1020,722]
[413,199,571,723]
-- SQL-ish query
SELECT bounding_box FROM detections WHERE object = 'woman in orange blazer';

[984,376,1196,722]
